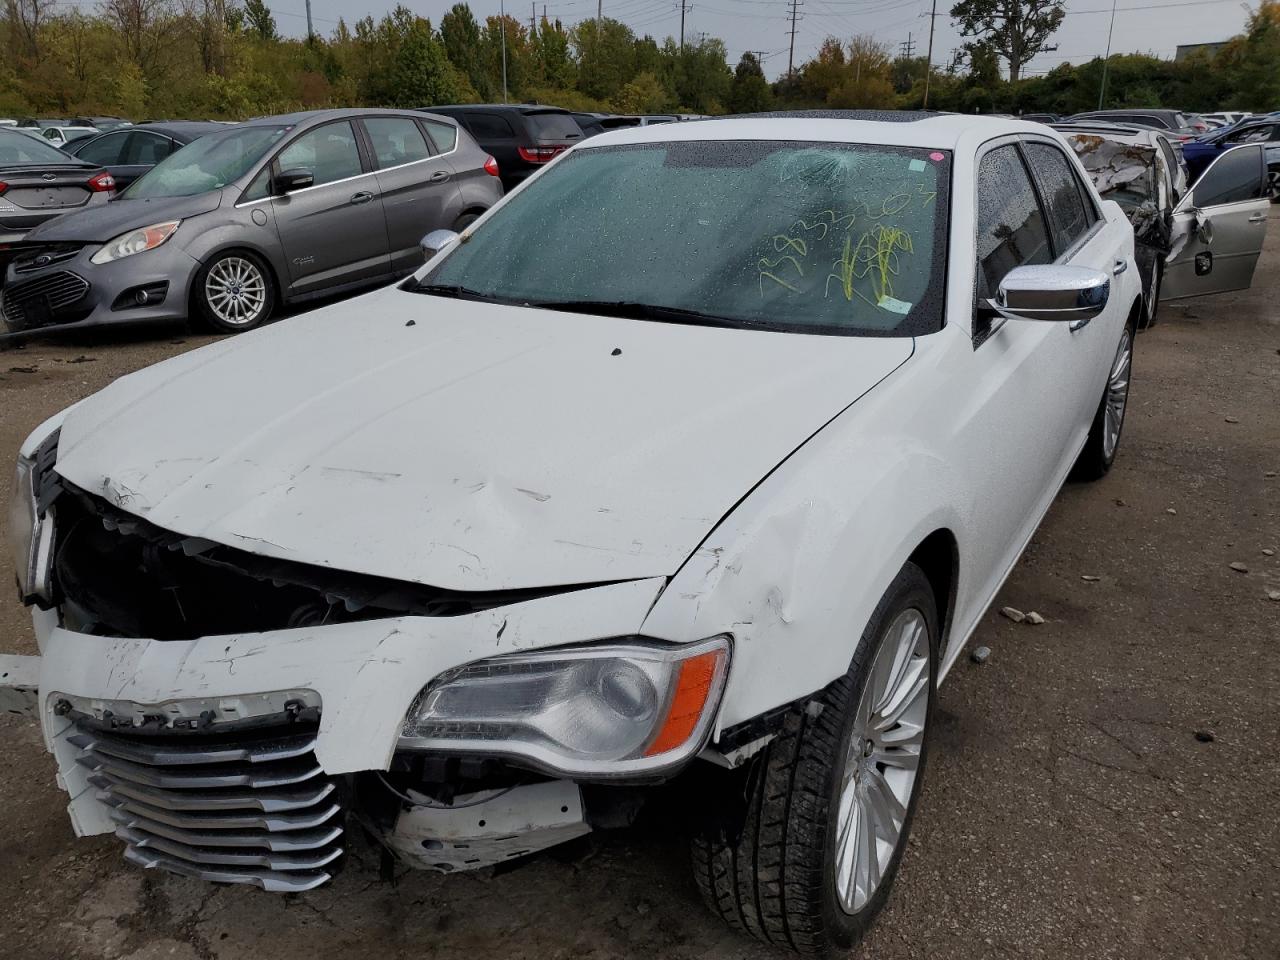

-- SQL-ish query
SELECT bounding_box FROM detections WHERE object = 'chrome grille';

[71,725,344,892]
[1,269,89,327]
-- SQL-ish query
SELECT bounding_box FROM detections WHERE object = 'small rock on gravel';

[1224,416,1240,424]
[1268,590,1280,602]
[1166,507,1177,515]
[1000,606,1025,623]
[1262,548,1275,557]
[1081,575,1101,582]
[971,646,991,664]
[1194,730,1215,743]
[1229,562,1249,573]
[1025,611,1046,625]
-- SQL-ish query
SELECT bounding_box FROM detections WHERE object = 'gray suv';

[1,108,502,335]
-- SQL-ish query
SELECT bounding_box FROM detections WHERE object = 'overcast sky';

[279,0,1252,82]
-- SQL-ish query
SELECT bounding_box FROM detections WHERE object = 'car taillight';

[87,171,115,192]
[0,181,7,195]
[484,155,499,177]
[517,146,564,164]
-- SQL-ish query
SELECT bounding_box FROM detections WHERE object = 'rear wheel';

[1138,261,1162,330]
[453,211,483,231]
[693,562,937,956]
[191,251,274,333]
[1071,322,1133,481]
[1268,166,1280,204]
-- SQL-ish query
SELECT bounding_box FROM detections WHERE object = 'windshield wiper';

[524,299,744,329]
[410,282,503,301]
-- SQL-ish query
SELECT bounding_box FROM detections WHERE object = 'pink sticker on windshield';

[929,151,945,162]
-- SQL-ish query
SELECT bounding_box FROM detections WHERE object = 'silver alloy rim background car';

[1269,169,1280,200]
[835,608,930,915]
[205,256,267,326]
[1103,328,1132,461]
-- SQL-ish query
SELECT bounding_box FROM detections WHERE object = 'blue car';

[1183,117,1280,199]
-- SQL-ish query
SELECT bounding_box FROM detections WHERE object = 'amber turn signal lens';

[644,649,726,756]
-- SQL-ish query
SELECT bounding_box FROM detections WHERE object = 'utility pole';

[500,0,509,103]
[1097,0,1118,109]
[899,33,915,59]
[530,2,536,34]
[679,0,690,51]
[786,0,802,77]
[922,0,938,108]
[304,0,314,42]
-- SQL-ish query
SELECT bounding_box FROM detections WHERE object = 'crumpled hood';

[24,191,223,243]
[55,287,913,592]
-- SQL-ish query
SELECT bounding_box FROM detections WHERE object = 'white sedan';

[11,112,1247,953]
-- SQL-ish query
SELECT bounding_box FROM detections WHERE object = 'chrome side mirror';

[421,229,459,261]
[992,264,1110,325]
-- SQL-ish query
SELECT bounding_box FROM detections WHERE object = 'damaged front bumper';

[17,576,688,890]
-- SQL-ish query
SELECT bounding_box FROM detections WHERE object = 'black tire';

[692,562,938,957]
[1268,167,1280,204]
[1137,261,1162,330]
[190,250,276,334]
[453,211,483,231]
[1070,319,1134,482]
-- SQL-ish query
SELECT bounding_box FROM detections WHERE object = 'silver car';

[2,108,502,336]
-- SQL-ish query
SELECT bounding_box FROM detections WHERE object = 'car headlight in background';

[8,452,54,605]
[90,220,180,264]
[400,636,731,777]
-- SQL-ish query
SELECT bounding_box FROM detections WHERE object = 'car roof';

[240,107,447,127]
[579,111,1052,151]
[424,104,573,114]
[1054,124,1159,150]
[136,121,228,138]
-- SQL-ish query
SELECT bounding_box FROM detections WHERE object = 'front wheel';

[191,251,275,333]
[1071,323,1133,481]
[693,562,937,956]
[1268,167,1280,204]
[1138,261,1162,330]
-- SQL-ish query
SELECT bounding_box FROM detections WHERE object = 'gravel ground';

[0,217,1277,960]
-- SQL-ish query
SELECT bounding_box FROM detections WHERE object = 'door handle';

[350,191,375,204]
[428,170,451,184]
[1248,213,1267,223]
[1112,258,1128,276]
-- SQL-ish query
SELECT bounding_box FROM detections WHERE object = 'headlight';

[7,451,54,605]
[400,636,731,777]
[90,220,180,264]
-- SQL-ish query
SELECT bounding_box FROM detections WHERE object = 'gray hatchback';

[2,108,502,335]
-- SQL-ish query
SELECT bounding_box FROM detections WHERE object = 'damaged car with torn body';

[10,112,1169,955]
[1058,122,1270,328]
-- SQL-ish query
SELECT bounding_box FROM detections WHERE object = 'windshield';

[421,140,950,337]
[0,130,87,165]
[124,125,288,199]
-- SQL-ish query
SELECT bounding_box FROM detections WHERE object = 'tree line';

[1,0,1277,122]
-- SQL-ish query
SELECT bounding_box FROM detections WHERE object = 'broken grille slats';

[74,722,345,891]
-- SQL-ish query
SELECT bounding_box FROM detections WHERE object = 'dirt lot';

[1,218,1277,960]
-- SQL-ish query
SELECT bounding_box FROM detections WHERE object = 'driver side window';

[975,145,1052,302]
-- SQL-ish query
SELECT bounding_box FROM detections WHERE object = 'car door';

[960,141,1127,584]
[269,119,391,297]
[68,130,131,178]
[359,115,463,276]
[1161,143,1268,300]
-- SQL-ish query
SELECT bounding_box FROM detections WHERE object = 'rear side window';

[465,113,515,140]
[1023,143,1096,256]
[364,117,430,169]
[526,111,582,140]
[421,119,458,153]
[73,131,129,165]
[975,145,1052,299]
[1193,146,1264,206]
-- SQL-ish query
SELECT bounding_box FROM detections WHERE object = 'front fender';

[641,368,968,736]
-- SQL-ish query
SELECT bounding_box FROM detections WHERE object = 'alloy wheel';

[1268,169,1280,202]
[1103,328,1132,462]
[205,256,268,327]
[834,608,930,914]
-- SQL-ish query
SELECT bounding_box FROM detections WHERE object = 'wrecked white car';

[7,114,1146,954]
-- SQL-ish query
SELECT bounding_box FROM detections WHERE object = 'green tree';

[950,0,1065,83]
[440,3,485,96]
[571,18,635,101]
[727,52,771,113]
[242,0,275,41]
[614,70,669,113]
[389,17,459,106]
[532,15,574,88]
